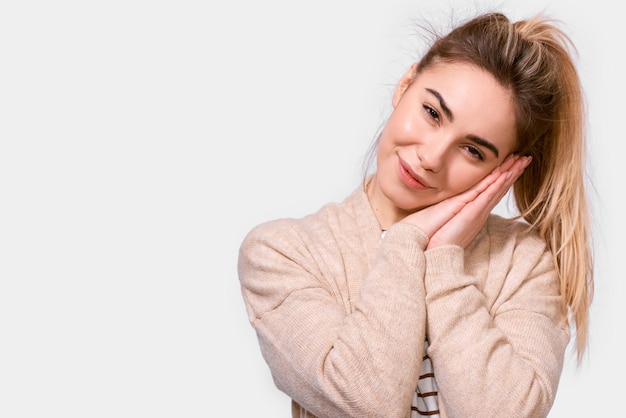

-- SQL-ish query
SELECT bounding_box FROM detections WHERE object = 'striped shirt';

[411,339,440,416]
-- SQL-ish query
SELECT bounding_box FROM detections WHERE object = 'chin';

[390,195,429,213]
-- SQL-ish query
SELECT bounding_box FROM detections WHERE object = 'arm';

[424,232,569,417]
[238,220,429,418]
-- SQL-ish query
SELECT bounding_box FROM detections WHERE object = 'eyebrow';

[425,87,500,158]
[426,88,453,121]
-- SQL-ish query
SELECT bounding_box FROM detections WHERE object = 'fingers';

[499,154,532,175]
[403,155,532,244]
[477,155,532,210]
[454,155,532,209]
[460,163,505,201]
[471,153,525,197]
[498,154,518,172]
[504,155,532,183]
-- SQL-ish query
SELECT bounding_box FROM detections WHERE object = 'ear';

[392,63,419,108]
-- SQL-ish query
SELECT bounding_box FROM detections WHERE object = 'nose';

[417,137,447,173]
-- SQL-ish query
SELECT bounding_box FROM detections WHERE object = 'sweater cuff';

[383,222,429,251]
[424,245,464,275]
[424,245,481,294]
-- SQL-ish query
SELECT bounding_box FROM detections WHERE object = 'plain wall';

[0,0,622,416]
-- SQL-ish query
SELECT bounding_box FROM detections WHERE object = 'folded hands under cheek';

[401,154,533,249]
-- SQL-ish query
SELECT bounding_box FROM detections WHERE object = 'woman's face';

[372,62,518,224]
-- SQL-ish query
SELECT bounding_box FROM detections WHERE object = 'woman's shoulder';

[240,203,343,254]
[241,183,371,249]
[239,215,315,255]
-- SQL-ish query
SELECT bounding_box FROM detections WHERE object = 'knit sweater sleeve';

[238,219,429,418]
[423,220,570,418]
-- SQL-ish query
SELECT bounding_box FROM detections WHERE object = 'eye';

[422,104,440,123]
[463,145,485,161]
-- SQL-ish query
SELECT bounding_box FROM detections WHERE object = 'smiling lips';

[398,157,431,190]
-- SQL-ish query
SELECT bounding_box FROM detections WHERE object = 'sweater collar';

[347,176,384,269]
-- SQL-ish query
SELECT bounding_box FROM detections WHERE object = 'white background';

[0,0,622,416]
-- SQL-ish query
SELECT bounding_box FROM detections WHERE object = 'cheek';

[381,107,423,145]
[376,147,395,183]
[446,166,491,195]
[376,130,398,166]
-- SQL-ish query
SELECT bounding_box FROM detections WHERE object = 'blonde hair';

[418,12,593,363]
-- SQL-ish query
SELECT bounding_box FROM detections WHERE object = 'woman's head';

[373,12,578,222]
[374,61,518,220]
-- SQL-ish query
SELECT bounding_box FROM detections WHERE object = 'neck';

[366,174,409,230]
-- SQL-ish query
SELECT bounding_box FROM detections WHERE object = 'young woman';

[238,11,593,418]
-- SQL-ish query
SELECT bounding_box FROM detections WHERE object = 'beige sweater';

[238,181,570,418]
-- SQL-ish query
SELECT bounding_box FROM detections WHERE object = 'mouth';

[398,156,431,190]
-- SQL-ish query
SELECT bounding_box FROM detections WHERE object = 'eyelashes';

[423,104,440,122]
[464,145,485,161]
